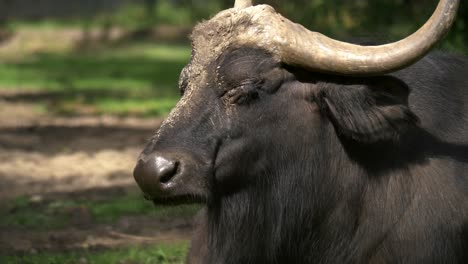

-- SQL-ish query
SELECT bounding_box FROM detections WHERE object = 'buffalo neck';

[203,129,385,263]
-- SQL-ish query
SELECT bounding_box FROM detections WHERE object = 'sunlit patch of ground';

[0,100,159,198]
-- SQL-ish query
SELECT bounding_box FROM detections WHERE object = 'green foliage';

[101,0,223,28]
[6,1,466,54]
[6,0,222,30]
[0,189,200,229]
[267,0,467,54]
[0,242,189,264]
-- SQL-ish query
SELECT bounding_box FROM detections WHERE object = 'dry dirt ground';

[0,95,194,255]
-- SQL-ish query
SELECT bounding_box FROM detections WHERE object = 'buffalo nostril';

[154,156,178,184]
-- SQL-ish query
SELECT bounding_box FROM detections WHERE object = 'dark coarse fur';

[179,48,468,264]
[140,45,468,263]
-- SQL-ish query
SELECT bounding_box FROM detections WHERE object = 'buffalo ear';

[317,77,419,143]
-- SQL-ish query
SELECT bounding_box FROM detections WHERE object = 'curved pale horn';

[234,0,252,9]
[279,0,459,75]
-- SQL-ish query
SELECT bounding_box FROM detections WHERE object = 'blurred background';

[0,0,466,263]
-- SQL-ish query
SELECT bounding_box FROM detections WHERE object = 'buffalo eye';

[222,81,260,105]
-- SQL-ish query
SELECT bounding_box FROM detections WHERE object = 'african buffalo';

[134,0,468,263]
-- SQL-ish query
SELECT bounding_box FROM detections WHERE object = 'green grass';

[1,189,200,229]
[0,242,189,264]
[0,43,190,117]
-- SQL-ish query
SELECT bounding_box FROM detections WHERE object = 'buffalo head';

[134,0,458,204]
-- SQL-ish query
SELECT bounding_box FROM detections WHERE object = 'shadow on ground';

[0,101,198,256]
[0,124,154,154]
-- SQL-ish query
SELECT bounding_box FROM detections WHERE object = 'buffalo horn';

[278,0,459,75]
[234,0,253,9]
